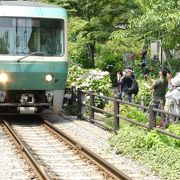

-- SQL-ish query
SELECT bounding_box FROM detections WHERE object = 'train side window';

[0,18,14,54]
[0,32,9,54]
[28,28,40,52]
[40,28,57,55]
[39,19,64,56]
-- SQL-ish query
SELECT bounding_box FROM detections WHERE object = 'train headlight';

[0,73,8,83]
[45,74,53,82]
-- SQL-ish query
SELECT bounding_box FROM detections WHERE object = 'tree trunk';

[87,42,95,68]
[164,49,173,59]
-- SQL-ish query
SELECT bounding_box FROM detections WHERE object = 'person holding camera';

[144,68,168,108]
[117,68,137,102]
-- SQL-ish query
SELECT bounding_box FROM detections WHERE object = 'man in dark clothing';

[117,68,134,101]
[127,75,139,97]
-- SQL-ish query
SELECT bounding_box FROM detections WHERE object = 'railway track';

[42,114,160,180]
[1,116,131,180]
[0,120,36,179]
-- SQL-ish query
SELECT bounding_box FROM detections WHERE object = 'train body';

[0,1,68,114]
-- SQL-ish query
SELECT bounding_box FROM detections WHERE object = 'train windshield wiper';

[16,52,44,62]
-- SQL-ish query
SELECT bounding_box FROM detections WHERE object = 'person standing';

[144,68,168,108]
[165,73,180,122]
[144,68,168,127]
[121,68,134,101]
[116,71,123,99]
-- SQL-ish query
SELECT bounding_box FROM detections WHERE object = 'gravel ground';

[0,126,35,180]
[13,123,108,179]
[43,114,161,180]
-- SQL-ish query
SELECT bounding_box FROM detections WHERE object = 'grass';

[108,123,180,180]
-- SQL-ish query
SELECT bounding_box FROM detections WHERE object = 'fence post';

[77,88,82,119]
[77,88,85,119]
[132,94,135,103]
[89,90,94,120]
[141,96,145,111]
[160,100,165,120]
[149,104,156,130]
[71,86,76,104]
[113,97,119,132]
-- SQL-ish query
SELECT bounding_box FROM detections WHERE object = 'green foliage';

[109,125,180,179]
[104,116,114,129]
[68,42,89,68]
[130,0,180,49]
[163,58,180,75]
[67,64,112,95]
[66,62,112,108]
[135,79,152,105]
[67,17,90,68]
[57,0,120,68]
[145,130,169,148]
[133,59,161,105]
[145,126,180,149]
[133,58,161,78]
[45,0,140,68]
[121,104,148,123]
[109,30,142,55]
[105,101,180,178]
[95,44,124,85]
[109,126,147,152]
[166,124,180,147]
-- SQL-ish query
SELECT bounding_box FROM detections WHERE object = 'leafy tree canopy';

[130,0,180,49]
[41,0,139,68]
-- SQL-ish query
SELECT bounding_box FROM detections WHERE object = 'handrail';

[68,87,180,140]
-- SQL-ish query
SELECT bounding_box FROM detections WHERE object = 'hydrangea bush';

[66,64,112,96]
[66,64,112,109]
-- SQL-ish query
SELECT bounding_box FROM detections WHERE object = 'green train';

[0,1,68,114]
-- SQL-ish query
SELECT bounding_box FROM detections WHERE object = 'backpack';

[127,79,139,96]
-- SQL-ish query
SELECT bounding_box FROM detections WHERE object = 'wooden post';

[149,105,156,130]
[160,100,165,120]
[77,88,82,119]
[81,93,86,117]
[132,94,135,103]
[141,96,145,111]
[71,86,76,104]
[141,96,145,106]
[77,88,85,119]
[89,91,94,120]
[113,97,119,132]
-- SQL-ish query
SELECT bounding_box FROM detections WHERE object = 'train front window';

[0,17,64,56]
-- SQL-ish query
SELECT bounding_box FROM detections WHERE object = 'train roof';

[0,0,57,7]
[0,1,67,19]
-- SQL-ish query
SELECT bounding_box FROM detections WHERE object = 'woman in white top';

[165,72,180,123]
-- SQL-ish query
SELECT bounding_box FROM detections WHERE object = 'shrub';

[66,63,112,108]
[135,79,152,106]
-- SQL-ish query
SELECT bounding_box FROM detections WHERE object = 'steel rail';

[44,119,132,180]
[3,120,50,180]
